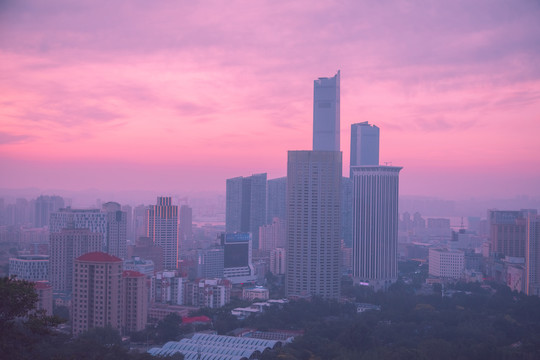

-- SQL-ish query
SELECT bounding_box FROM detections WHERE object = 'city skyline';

[1,1,540,200]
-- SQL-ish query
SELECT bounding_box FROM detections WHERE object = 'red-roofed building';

[181,315,211,325]
[77,251,122,262]
[72,252,123,336]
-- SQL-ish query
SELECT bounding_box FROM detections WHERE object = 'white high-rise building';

[352,165,402,290]
[313,71,340,152]
[50,208,107,249]
[286,151,342,299]
[9,254,49,282]
[147,197,178,270]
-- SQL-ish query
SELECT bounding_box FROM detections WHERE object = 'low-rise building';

[428,248,465,279]
[242,286,269,301]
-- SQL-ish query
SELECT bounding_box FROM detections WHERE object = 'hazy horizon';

[2,1,539,200]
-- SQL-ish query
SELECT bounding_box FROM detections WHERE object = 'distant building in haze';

[225,173,267,249]
[267,177,287,223]
[179,205,193,251]
[313,70,340,152]
[147,197,178,270]
[352,165,402,290]
[34,195,64,228]
[102,202,127,260]
[488,209,535,258]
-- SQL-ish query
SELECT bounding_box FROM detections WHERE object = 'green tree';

[0,277,62,359]
[156,313,183,343]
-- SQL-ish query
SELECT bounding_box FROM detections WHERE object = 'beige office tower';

[49,228,103,292]
[286,150,342,299]
[122,270,148,333]
[72,252,123,336]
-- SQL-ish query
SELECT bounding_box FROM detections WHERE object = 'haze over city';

[1,0,539,202]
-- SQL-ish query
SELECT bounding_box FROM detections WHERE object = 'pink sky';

[1,0,539,199]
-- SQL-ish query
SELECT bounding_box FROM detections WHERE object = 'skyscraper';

[225,173,267,249]
[286,151,342,299]
[102,202,127,260]
[147,197,178,270]
[352,165,402,290]
[313,71,340,152]
[350,122,380,171]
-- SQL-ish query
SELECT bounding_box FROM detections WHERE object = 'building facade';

[9,254,49,282]
[352,165,402,290]
[488,210,534,258]
[122,270,148,333]
[178,205,193,251]
[220,232,256,284]
[267,177,287,223]
[428,248,465,279]
[270,248,286,275]
[49,208,107,246]
[350,122,380,171]
[313,71,340,152]
[225,173,267,249]
[286,151,342,299]
[147,197,178,270]
[102,202,127,260]
[72,252,123,336]
[49,228,103,292]
[259,217,286,251]
[526,215,540,296]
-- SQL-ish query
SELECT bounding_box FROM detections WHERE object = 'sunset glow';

[1,0,539,199]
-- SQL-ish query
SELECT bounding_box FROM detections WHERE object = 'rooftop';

[76,252,122,263]
[122,270,145,278]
